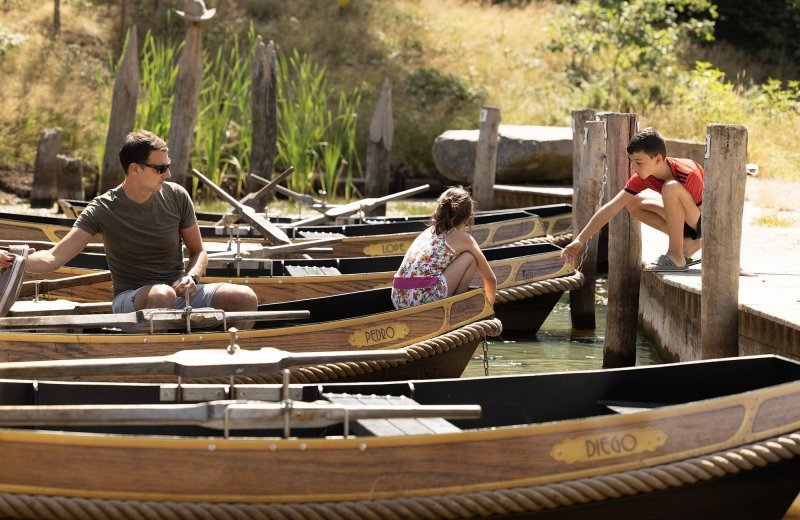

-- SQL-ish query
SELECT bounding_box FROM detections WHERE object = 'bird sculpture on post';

[167,0,216,188]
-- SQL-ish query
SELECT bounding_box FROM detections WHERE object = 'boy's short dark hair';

[119,130,168,175]
[626,127,667,158]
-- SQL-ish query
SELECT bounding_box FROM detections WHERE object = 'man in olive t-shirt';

[25,130,258,327]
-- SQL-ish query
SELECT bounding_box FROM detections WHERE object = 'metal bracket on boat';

[144,307,227,334]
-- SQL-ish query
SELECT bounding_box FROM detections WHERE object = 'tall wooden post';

[600,112,641,368]
[167,0,216,187]
[100,25,139,193]
[247,37,278,211]
[570,119,605,330]
[364,77,393,217]
[30,128,62,208]
[472,106,500,211]
[701,124,748,359]
[56,155,84,201]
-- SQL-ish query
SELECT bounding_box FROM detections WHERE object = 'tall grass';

[276,49,362,198]
[135,31,180,141]
[193,29,253,194]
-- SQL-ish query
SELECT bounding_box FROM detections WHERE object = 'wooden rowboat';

[29,242,581,335]
[0,249,501,382]
[0,203,572,257]
[0,354,796,518]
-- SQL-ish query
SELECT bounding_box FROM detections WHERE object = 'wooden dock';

[495,182,800,362]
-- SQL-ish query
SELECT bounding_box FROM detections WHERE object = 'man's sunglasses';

[139,162,171,174]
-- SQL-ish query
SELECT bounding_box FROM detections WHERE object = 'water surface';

[463,291,661,377]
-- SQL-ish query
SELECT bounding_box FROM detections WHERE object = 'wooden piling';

[30,128,62,208]
[56,155,84,201]
[364,78,394,217]
[100,25,139,193]
[472,106,500,211]
[600,112,641,368]
[247,37,278,211]
[570,119,605,330]
[167,3,211,187]
[701,124,748,359]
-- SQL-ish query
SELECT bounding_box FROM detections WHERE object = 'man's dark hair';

[626,127,667,158]
[119,130,168,175]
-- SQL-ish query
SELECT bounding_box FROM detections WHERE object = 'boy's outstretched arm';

[561,189,634,267]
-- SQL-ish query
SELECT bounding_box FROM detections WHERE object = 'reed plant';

[193,30,253,195]
[134,31,179,143]
[276,48,362,198]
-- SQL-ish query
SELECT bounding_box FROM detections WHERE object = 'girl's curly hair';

[429,186,476,234]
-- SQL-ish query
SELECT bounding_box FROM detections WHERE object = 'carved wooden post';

[56,155,84,201]
[31,128,62,208]
[247,37,278,211]
[364,77,393,217]
[600,112,641,368]
[472,106,500,211]
[701,124,748,359]
[100,25,139,193]
[570,119,605,330]
[167,0,215,187]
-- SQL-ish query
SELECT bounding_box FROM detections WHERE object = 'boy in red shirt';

[561,127,703,271]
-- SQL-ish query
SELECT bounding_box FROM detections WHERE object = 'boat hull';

[0,288,497,383]
[0,356,796,517]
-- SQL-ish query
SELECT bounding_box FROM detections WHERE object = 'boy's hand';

[560,239,583,267]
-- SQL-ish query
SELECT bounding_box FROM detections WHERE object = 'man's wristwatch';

[190,274,200,284]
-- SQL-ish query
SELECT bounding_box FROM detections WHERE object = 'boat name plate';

[348,322,410,347]
[550,427,667,464]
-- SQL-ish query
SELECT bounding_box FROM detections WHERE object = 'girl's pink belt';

[392,276,440,290]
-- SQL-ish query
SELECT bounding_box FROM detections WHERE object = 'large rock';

[432,125,573,184]
[432,125,706,185]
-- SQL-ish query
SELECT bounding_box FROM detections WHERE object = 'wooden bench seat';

[324,393,462,436]
[285,265,342,277]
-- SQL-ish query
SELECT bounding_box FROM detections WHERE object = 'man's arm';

[26,227,93,274]
[174,222,208,298]
[561,189,633,266]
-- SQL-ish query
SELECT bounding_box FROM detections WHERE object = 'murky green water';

[462,288,662,378]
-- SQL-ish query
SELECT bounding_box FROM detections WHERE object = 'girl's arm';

[449,230,497,305]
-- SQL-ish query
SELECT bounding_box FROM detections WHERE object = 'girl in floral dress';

[391,186,497,310]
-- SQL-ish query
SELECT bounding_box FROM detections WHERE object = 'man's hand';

[0,250,14,268]
[560,239,583,268]
[172,275,197,300]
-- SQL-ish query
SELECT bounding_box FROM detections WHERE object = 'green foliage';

[672,61,746,125]
[193,29,254,194]
[549,0,716,111]
[135,31,179,141]
[275,49,362,198]
[713,0,800,77]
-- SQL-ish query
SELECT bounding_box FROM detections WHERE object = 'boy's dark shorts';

[683,217,702,240]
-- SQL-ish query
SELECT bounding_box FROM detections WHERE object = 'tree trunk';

[364,77,393,217]
[167,24,205,187]
[247,38,278,211]
[100,25,139,193]
[31,128,62,208]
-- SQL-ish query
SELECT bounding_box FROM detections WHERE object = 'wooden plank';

[325,393,462,436]
[0,308,310,330]
[284,265,342,277]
